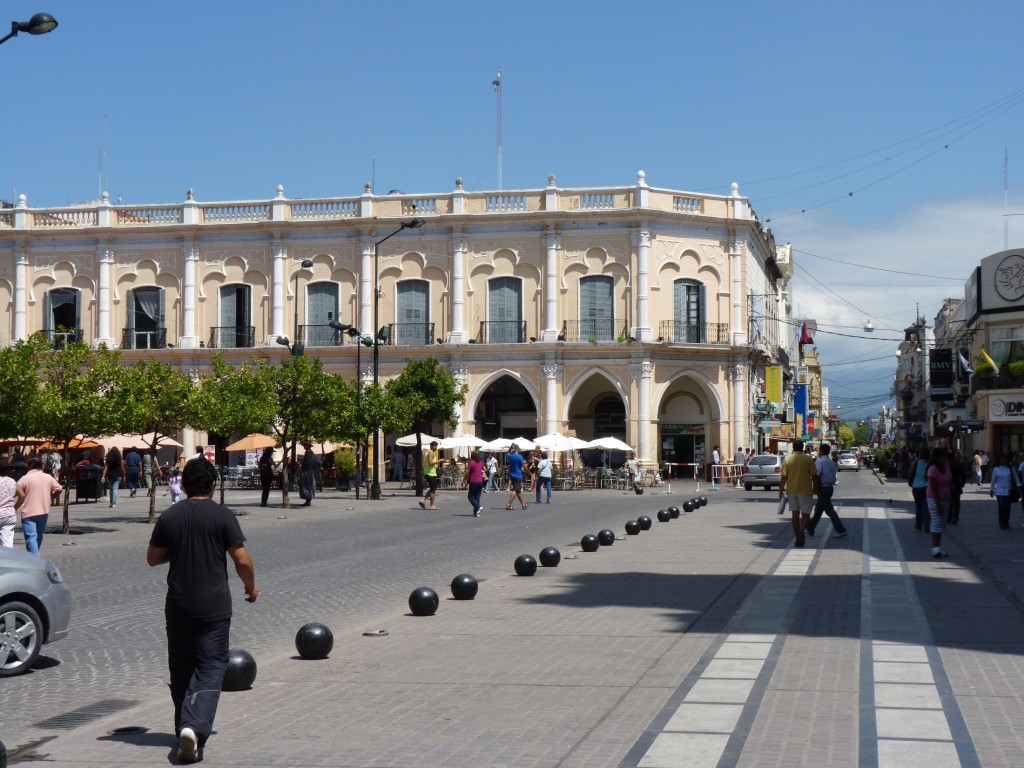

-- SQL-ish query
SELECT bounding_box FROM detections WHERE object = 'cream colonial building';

[0,172,792,472]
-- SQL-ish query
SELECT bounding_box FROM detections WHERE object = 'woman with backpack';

[908,446,931,532]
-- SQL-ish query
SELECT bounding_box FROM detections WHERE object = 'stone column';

[95,242,115,348]
[451,364,469,428]
[359,234,374,336]
[631,362,655,464]
[631,226,653,341]
[13,243,27,341]
[179,237,200,349]
[541,231,560,341]
[270,235,286,342]
[731,364,746,457]
[447,232,469,343]
[731,238,747,346]
[542,363,560,434]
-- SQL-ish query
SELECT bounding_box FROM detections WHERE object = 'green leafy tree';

[0,336,48,438]
[838,425,855,448]
[385,357,466,497]
[107,360,197,522]
[193,354,344,508]
[24,338,123,533]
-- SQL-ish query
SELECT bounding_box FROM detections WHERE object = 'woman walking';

[0,472,25,547]
[505,444,528,510]
[908,446,931,532]
[464,450,485,517]
[990,453,1021,530]
[102,447,126,509]
[258,447,276,507]
[926,447,952,558]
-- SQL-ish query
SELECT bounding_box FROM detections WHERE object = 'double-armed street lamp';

[329,319,373,498]
[369,217,425,499]
[0,12,58,46]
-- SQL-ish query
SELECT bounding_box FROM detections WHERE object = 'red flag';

[799,322,813,345]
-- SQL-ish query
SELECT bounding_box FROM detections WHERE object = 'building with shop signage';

[0,172,794,472]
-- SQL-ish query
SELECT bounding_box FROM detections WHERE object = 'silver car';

[0,547,72,676]
[742,454,784,490]
[837,452,860,472]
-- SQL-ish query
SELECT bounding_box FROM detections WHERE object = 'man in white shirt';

[805,442,847,538]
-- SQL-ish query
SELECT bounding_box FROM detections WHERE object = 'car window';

[749,457,778,467]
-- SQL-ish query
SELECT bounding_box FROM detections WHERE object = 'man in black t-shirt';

[147,458,259,764]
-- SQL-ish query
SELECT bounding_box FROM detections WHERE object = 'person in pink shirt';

[16,457,63,554]
[463,449,486,518]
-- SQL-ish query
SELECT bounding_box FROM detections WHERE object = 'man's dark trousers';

[806,485,846,535]
[167,616,231,743]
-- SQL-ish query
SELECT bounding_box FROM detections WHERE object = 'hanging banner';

[794,384,808,437]
[765,366,782,404]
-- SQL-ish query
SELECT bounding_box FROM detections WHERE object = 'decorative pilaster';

[541,231,561,341]
[447,232,469,343]
[631,226,653,342]
[270,235,287,343]
[730,364,746,458]
[631,362,655,464]
[179,238,200,349]
[359,234,375,336]
[730,238,747,346]
[95,242,115,348]
[451,364,470,426]
[13,244,27,341]
[542,363,561,434]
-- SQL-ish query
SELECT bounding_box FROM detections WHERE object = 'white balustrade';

[200,203,271,223]
[402,198,437,216]
[32,209,98,228]
[116,207,183,225]
[290,199,358,220]
[576,193,615,210]
[484,193,527,212]
[673,196,703,214]
[0,211,12,228]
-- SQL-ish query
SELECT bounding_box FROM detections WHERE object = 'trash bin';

[75,465,103,503]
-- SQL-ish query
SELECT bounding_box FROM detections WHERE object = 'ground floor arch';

[473,373,539,441]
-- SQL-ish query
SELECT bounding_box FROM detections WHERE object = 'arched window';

[396,279,430,345]
[673,279,706,343]
[124,287,166,349]
[487,277,524,343]
[580,276,614,341]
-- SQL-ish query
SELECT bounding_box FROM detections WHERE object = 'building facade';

[0,172,792,471]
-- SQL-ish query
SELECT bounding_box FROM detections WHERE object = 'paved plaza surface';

[4,471,1024,767]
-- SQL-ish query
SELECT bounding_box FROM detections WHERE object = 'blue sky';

[4,1,1023,417]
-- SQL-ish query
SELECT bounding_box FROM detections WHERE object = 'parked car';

[0,547,72,676]
[837,451,860,472]
[742,454,784,490]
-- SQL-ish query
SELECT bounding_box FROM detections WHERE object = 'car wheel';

[764,485,771,491]
[744,484,752,491]
[0,600,43,677]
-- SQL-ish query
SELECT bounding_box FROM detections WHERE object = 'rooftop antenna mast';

[98,116,108,198]
[492,66,502,191]
[1004,145,1009,250]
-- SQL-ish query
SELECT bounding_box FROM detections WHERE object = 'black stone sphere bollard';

[637,515,653,530]
[450,573,479,600]
[598,529,616,546]
[668,506,680,519]
[581,534,600,551]
[539,547,561,567]
[699,496,708,507]
[683,500,695,513]
[409,587,440,616]
[514,554,538,576]
[294,622,334,660]
[222,648,257,691]
[625,520,641,535]
[657,509,672,522]
[1,737,7,768]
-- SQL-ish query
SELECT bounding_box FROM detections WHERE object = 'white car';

[0,548,72,676]
[837,452,860,472]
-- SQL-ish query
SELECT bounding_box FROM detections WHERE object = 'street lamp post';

[369,217,424,500]
[0,12,58,46]
[274,259,314,492]
[329,319,372,498]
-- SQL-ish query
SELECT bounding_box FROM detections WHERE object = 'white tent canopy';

[533,433,591,452]
[438,433,487,450]
[480,437,535,452]
[395,432,441,447]
[583,437,633,452]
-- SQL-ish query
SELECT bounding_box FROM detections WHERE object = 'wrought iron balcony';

[657,321,730,344]
[43,328,83,349]
[121,327,167,350]
[474,321,528,344]
[385,322,435,346]
[299,324,344,347]
[208,326,255,349]
[562,319,629,342]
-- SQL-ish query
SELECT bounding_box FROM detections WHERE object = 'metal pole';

[355,337,361,500]
[371,239,381,499]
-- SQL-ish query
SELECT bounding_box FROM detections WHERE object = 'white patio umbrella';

[438,433,487,450]
[583,436,633,452]
[98,432,185,450]
[509,437,535,451]
[480,437,514,452]
[395,432,441,447]
[533,433,591,452]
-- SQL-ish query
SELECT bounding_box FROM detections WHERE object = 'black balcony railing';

[475,320,528,344]
[562,319,628,342]
[386,322,435,346]
[121,327,167,350]
[44,328,83,349]
[208,326,255,349]
[972,370,1024,393]
[299,324,344,347]
[658,321,730,344]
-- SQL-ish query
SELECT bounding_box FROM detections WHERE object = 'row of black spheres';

[219,497,711,690]
[407,495,709,617]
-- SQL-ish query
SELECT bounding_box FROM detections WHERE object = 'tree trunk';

[148,446,158,523]
[280,439,292,509]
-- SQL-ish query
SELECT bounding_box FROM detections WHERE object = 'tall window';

[396,280,429,345]
[487,277,523,343]
[989,326,1024,364]
[218,284,252,347]
[306,282,339,346]
[580,276,614,341]
[674,279,706,343]
[126,287,166,349]
[43,288,80,333]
